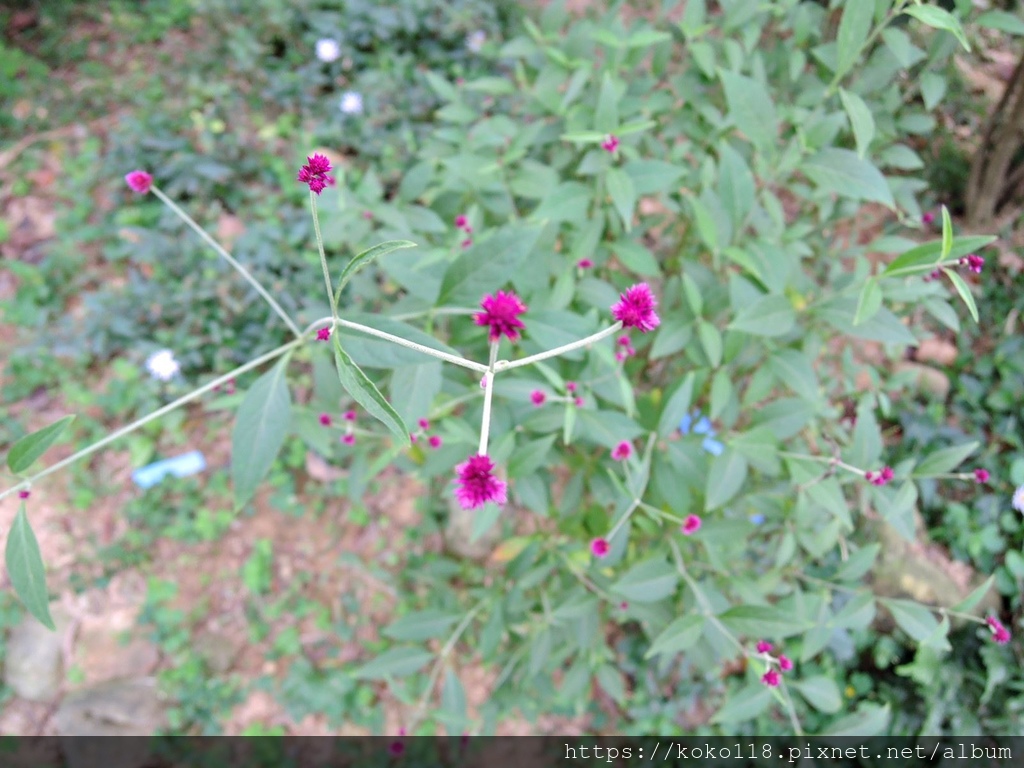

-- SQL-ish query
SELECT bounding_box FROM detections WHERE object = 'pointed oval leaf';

[333,336,409,446]
[820,703,891,736]
[912,441,978,478]
[6,505,55,630]
[705,449,748,509]
[803,148,894,208]
[854,277,882,326]
[839,88,875,158]
[941,267,979,323]
[383,610,461,642]
[353,646,433,680]
[645,614,705,659]
[232,359,292,508]
[333,240,417,307]
[719,70,777,154]
[719,604,810,638]
[7,415,75,474]
[437,224,542,305]
[610,557,678,603]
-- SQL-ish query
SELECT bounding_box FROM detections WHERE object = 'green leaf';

[793,676,843,714]
[437,224,542,305]
[710,685,772,724]
[883,235,995,278]
[976,9,1024,35]
[719,70,777,154]
[333,240,417,308]
[610,558,679,603]
[440,669,468,727]
[231,359,292,509]
[698,320,722,367]
[645,614,705,659]
[595,72,619,133]
[353,647,433,679]
[839,88,875,158]
[728,295,796,337]
[383,610,461,641]
[6,415,75,474]
[5,505,55,630]
[833,544,880,582]
[919,72,947,110]
[883,598,939,643]
[904,4,971,52]
[820,703,891,736]
[333,336,409,446]
[719,604,810,638]
[942,267,978,323]
[834,0,875,81]
[657,372,696,438]
[913,441,979,477]
[803,148,895,208]
[705,450,748,510]
[606,167,636,231]
[951,575,996,614]
[854,277,882,326]
[717,143,755,230]
[688,195,719,253]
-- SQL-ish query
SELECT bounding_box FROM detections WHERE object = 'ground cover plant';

[1,0,1022,737]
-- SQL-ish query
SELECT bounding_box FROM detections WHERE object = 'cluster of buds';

[864,466,894,486]
[986,616,1012,645]
[615,334,636,362]
[454,214,473,249]
[601,134,620,154]
[757,640,794,687]
[410,417,443,449]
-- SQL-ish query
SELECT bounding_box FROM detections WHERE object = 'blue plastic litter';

[131,450,207,489]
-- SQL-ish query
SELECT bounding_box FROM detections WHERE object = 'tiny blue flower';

[680,410,725,455]
[749,513,765,525]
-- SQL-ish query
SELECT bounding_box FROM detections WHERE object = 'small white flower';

[1013,484,1024,514]
[339,90,364,115]
[145,349,180,382]
[316,38,341,63]
[466,30,486,53]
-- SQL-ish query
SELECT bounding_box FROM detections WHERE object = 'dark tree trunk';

[965,46,1024,229]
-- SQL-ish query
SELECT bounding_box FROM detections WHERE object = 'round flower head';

[342,434,355,446]
[611,441,632,461]
[761,668,780,687]
[319,413,332,426]
[428,435,443,449]
[454,214,469,230]
[974,468,990,483]
[417,418,430,430]
[1013,484,1024,514]
[590,537,610,559]
[577,258,593,269]
[681,514,702,535]
[530,390,546,406]
[145,349,180,382]
[986,616,1011,645]
[344,410,357,421]
[316,326,331,341]
[960,254,984,274]
[18,490,30,499]
[574,396,584,407]
[466,30,486,53]
[756,640,773,654]
[461,238,473,249]
[125,170,153,194]
[297,153,335,195]
[601,134,620,153]
[778,654,793,671]
[453,454,507,510]
[475,290,528,343]
[315,38,341,63]
[339,90,364,116]
[611,283,660,333]
[922,211,935,226]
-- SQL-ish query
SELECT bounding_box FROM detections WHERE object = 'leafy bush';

[3,0,1021,737]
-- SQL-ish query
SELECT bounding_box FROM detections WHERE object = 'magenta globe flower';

[611,283,660,332]
[297,153,335,195]
[475,290,528,343]
[125,170,153,194]
[453,454,507,510]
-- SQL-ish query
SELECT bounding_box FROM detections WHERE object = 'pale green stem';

[778,451,864,476]
[0,331,315,503]
[150,186,303,339]
[478,342,498,455]
[669,540,804,736]
[606,498,641,542]
[308,190,337,317]
[390,307,479,322]
[334,318,489,373]
[493,322,624,372]
[407,597,489,733]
